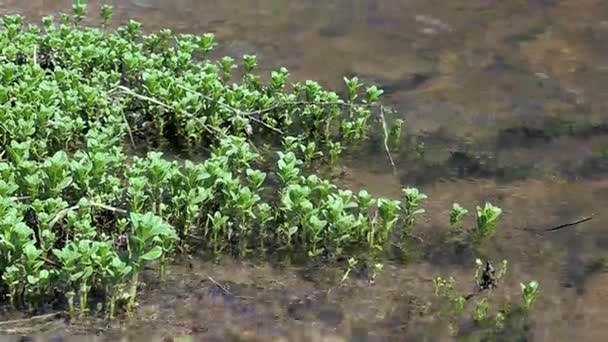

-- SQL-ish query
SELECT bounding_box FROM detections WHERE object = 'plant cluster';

[0,3,427,320]
[433,259,540,337]
[448,202,502,244]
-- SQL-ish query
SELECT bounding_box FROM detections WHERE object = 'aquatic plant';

[520,280,540,310]
[401,187,427,233]
[388,119,404,150]
[473,298,489,322]
[449,202,468,235]
[432,258,515,335]
[474,202,502,241]
[0,1,515,322]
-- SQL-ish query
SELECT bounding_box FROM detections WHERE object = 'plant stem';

[79,283,87,319]
[67,292,75,322]
[109,294,116,320]
[128,271,139,313]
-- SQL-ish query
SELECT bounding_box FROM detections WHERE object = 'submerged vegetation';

[0,1,539,333]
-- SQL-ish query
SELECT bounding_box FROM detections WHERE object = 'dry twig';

[49,202,128,229]
[177,84,284,134]
[379,105,398,175]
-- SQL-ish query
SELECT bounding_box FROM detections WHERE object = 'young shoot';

[473,298,489,323]
[402,187,427,233]
[475,202,502,242]
[388,119,404,150]
[449,203,468,235]
[520,280,540,310]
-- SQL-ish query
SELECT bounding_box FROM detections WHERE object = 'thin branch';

[48,202,128,229]
[114,85,217,135]
[207,276,231,295]
[41,256,59,267]
[240,100,376,117]
[90,202,128,215]
[0,311,65,327]
[379,105,398,175]
[122,111,136,149]
[9,195,31,202]
[177,84,284,134]
[48,205,79,229]
[545,214,594,232]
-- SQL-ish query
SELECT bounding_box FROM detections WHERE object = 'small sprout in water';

[300,141,322,167]
[475,202,502,241]
[449,202,468,233]
[495,311,506,330]
[520,280,540,310]
[72,0,87,24]
[388,119,404,150]
[219,56,237,81]
[242,54,257,73]
[196,33,216,54]
[433,276,465,315]
[344,77,363,102]
[402,187,427,232]
[328,141,343,168]
[473,298,489,322]
[100,4,113,29]
[415,141,425,159]
[366,85,384,104]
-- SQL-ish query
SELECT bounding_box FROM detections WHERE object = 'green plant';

[474,202,502,241]
[376,199,401,248]
[388,119,404,150]
[0,2,477,321]
[402,187,427,233]
[433,276,466,316]
[449,202,468,235]
[520,280,540,310]
[473,298,489,322]
[127,212,178,312]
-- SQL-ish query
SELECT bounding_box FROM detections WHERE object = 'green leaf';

[27,275,38,285]
[70,271,84,282]
[140,245,163,261]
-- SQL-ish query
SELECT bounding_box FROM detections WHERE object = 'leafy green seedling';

[328,141,343,168]
[475,202,502,241]
[473,298,489,322]
[127,212,177,312]
[388,119,404,150]
[402,187,427,233]
[449,203,468,237]
[277,151,303,185]
[300,141,322,167]
[100,4,113,29]
[520,280,540,310]
[376,199,401,248]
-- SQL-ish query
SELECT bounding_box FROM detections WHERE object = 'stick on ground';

[545,214,594,232]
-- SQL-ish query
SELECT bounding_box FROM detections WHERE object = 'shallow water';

[1,0,608,340]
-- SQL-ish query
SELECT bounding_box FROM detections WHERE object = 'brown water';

[2,0,608,340]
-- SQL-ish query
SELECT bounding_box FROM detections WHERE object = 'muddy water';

[2,0,608,340]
